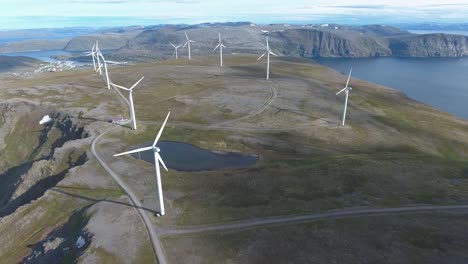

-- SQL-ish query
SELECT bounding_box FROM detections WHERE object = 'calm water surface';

[131,141,258,171]
[317,57,468,119]
[0,50,80,62]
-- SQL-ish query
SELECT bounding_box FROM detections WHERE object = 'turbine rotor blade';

[213,44,220,51]
[183,42,187,48]
[189,40,195,43]
[269,51,278,56]
[156,152,168,172]
[153,111,171,147]
[257,53,266,61]
[130,76,145,90]
[221,44,226,48]
[114,146,153,157]
[345,68,352,88]
[170,42,176,48]
[336,87,347,95]
[110,83,130,91]
[185,32,189,40]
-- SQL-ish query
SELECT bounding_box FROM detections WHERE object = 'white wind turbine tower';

[114,112,171,216]
[336,69,353,127]
[257,36,278,80]
[95,40,103,75]
[183,32,195,60]
[169,42,182,59]
[97,52,111,89]
[213,32,226,67]
[110,76,144,130]
[84,43,97,71]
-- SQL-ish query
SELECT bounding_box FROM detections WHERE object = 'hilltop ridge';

[1,23,467,62]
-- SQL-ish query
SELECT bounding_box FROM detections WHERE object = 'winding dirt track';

[91,77,468,263]
[159,205,468,236]
[91,86,168,264]
[88,78,280,263]
[212,80,278,127]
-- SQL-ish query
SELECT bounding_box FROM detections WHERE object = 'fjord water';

[317,57,468,119]
[131,141,258,171]
[1,50,80,62]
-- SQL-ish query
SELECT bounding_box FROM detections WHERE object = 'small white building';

[76,236,85,249]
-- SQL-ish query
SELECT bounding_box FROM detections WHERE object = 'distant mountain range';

[396,23,468,32]
[1,23,468,61]
[109,23,468,61]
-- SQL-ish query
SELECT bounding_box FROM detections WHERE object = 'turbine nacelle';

[111,76,144,92]
[113,112,171,215]
[183,32,195,60]
[257,36,278,79]
[336,69,353,126]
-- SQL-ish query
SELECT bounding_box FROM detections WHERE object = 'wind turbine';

[95,40,102,75]
[97,52,111,89]
[84,43,97,71]
[213,32,226,67]
[110,76,144,130]
[183,32,195,60]
[169,42,182,59]
[336,69,353,127]
[257,36,278,80]
[114,112,171,216]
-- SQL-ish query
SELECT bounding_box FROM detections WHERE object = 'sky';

[1,0,468,30]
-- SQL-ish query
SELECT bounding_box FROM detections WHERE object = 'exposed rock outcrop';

[388,33,468,57]
[0,103,90,217]
[109,24,468,60]
[271,29,392,57]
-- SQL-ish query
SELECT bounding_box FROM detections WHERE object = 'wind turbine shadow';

[51,187,160,215]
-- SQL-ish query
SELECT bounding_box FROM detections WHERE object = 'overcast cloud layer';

[1,0,467,30]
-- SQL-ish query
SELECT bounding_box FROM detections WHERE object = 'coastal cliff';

[388,33,468,57]
[110,24,468,60]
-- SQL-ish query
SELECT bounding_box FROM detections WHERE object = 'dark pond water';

[317,57,468,119]
[131,141,258,171]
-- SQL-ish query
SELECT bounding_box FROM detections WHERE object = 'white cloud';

[0,0,467,29]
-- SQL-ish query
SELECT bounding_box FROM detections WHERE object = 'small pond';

[131,141,258,171]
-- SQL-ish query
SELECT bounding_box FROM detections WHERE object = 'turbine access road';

[89,78,280,263]
[91,78,468,263]
[212,80,278,127]
[91,85,168,264]
[158,205,468,236]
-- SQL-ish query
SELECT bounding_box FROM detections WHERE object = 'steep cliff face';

[0,102,89,217]
[388,33,468,57]
[272,29,392,58]
[108,24,468,60]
